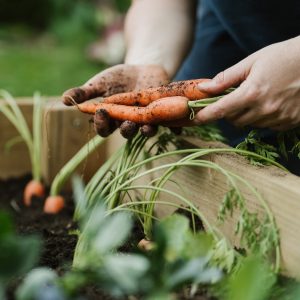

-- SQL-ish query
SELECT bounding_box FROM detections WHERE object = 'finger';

[252,118,280,128]
[195,84,251,124]
[226,108,249,121]
[197,56,254,94]
[270,124,292,131]
[94,109,117,137]
[63,68,121,106]
[62,64,169,106]
[119,121,139,139]
[229,109,263,127]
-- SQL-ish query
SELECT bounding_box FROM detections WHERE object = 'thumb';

[62,76,108,106]
[198,56,254,94]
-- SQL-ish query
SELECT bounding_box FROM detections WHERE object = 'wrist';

[125,48,178,78]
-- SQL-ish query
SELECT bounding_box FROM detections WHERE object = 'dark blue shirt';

[175,0,300,173]
[176,0,300,79]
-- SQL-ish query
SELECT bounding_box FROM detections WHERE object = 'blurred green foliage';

[0,0,129,97]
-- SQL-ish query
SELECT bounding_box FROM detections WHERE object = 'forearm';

[124,0,196,78]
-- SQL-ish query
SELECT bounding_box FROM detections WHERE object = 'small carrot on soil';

[44,195,65,214]
[24,180,45,206]
[102,79,211,106]
[78,96,190,124]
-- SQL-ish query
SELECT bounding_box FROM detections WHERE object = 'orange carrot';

[44,196,65,214]
[24,180,45,206]
[103,79,211,106]
[78,96,190,124]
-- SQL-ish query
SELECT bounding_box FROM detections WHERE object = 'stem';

[100,147,286,198]
[86,145,125,206]
[229,172,280,272]
[120,185,215,234]
[32,92,43,181]
[50,135,105,196]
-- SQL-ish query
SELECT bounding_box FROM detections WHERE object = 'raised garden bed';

[1,97,300,299]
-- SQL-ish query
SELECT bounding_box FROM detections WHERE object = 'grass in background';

[0,0,108,97]
[0,36,103,97]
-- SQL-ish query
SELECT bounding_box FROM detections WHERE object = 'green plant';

[236,130,280,166]
[0,91,45,205]
[0,211,41,299]
[59,178,223,299]
[237,128,300,166]
[77,128,283,276]
[17,177,222,299]
[44,135,105,214]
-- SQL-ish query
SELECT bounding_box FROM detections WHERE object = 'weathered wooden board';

[0,98,33,179]
[2,97,300,277]
[41,100,106,185]
[152,138,300,278]
[0,98,107,185]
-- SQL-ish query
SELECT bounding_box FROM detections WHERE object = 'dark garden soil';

[0,175,216,300]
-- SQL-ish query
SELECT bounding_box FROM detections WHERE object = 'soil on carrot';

[0,175,216,300]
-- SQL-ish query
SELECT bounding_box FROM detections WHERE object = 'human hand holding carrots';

[197,36,300,131]
[63,64,169,137]
[72,77,219,138]
[62,64,212,138]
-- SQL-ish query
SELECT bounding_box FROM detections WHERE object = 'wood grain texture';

[151,137,300,278]
[0,98,107,186]
[0,99,33,179]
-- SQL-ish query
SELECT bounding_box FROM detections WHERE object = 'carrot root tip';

[23,180,45,206]
[44,196,65,214]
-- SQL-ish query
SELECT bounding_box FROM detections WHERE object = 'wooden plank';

[0,99,33,179]
[41,100,107,185]
[0,97,107,186]
[152,138,300,278]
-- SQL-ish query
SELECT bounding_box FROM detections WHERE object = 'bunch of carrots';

[69,79,222,138]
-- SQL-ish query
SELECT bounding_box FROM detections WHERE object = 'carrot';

[140,124,158,137]
[103,79,211,106]
[119,120,139,139]
[24,180,45,206]
[78,96,190,124]
[44,195,65,214]
[94,109,117,137]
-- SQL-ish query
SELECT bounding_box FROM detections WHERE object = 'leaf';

[82,204,106,240]
[16,268,60,300]
[183,232,214,258]
[72,175,87,220]
[102,254,149,294]
[92,212,132,254]
[226,256,276,300]
[182,124,225,142]
[0,235,41,282]
[0,284,5,300]
[0,210,14,238]
[158,214,189,260]
[167,258,204,287]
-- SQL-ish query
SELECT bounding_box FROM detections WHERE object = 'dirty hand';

[196,36,300,131]
[62,64,169,137]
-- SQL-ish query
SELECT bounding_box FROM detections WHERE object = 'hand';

[196,36,300,131]
[63,64,169,105]
[62,64,169,137]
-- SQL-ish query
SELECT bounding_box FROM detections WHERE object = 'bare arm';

[125,0,196,78]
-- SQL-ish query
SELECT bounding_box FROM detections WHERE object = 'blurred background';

[0,0,130,97]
